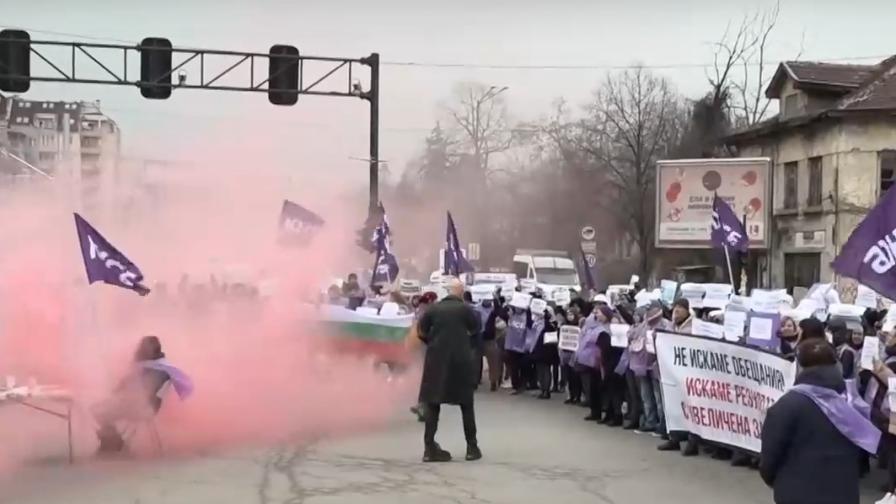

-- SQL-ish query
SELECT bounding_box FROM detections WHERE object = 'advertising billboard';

[655,158,770,249]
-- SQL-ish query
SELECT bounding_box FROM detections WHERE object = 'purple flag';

[74,213,149,295]
[711,194,749,252]
[279,200,324,245]
[444,211,474,276]
[370,223,399,286]
[831,188,896,300]
[580,248,596,291]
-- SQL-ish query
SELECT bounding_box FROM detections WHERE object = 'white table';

[0,386,74,463]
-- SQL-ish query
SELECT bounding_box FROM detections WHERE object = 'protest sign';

[855,285,878,309]
[746,312,780,349]
[861,337,878,371]
[702,284,733,309]
[692,319,724,340]
[520,279,537,293]
[543,331,559,345]
[679,283,705,308]
[559,326,581,352]
[510,292,532,309]
[723,311,747,342]
[610,324,631,348]
[660,280,678,306]
[750,289,787,313]
[530,298,548,314]
[553,289,571,306]
[655,331,795,453]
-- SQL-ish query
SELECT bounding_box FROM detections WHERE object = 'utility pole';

[366,53,380,215]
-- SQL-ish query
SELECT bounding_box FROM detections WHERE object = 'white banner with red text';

[655,331,795,453]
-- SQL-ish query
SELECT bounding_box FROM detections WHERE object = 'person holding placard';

[628,301,669,435]
[659,299,701,456]
[480,294,508,392]
[778,316,799,361]
[579,305,613,423]
[504,303,533,395]
[558,307,583,405]
[533,306,560,399]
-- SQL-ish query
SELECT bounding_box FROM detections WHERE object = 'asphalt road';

[1,390,887,504]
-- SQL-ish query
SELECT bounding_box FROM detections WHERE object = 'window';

[783,161,798,210]
[881,151,896,195]
[784,253,820,294]
[81,137,100,149]
[807,157,823,206]
[784,94,800,117]
[38,152,55,162]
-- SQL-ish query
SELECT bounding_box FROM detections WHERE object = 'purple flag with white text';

[832,188,896,300]
[444,211,474,276]
[74,213,149,295]
[279,200,324,246]
[370,223,399,286]
[711,194,749,252]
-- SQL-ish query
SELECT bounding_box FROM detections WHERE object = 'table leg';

[67,404,73,464]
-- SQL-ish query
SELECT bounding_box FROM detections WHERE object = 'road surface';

[1,391,886,504]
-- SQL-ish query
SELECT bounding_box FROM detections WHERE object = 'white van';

[512,251,580,302]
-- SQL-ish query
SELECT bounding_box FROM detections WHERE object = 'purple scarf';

[140,359,195,400]
[575,317,604,369]
[791,384,881,454]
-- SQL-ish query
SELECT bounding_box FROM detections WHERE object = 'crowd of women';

[402,284,896,502]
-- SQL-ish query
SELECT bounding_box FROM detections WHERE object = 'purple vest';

[504,311,528,353]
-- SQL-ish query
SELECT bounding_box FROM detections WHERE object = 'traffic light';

[140,37,172,99]
[268,45,299,106]
[0,29,30,93]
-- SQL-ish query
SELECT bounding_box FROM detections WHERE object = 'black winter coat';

[418,295,481,405]
[760,365,866,504]
[532,314,559,365]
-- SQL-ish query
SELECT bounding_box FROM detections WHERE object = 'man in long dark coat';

[417,278,482,462]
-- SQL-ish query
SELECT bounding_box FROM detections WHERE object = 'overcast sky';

[7,0,896,186]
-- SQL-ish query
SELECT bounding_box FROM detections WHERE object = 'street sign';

[468,242,480,261]
[581,226,596,241]
[581,241,597,254]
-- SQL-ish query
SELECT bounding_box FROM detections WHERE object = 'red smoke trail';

[0,138,416,483]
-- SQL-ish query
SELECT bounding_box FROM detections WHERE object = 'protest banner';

[559,326,581,352]
[655,331,795,453]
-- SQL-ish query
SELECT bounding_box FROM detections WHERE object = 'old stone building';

[724,56,896,293]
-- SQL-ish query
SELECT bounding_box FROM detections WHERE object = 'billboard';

[656,158,770,249]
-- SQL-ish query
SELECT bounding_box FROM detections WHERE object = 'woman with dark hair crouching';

[92,336,194,454]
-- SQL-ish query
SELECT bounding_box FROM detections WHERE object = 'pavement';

[0,390,888,504]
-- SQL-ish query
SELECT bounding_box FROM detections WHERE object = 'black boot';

[423,443,452,463]
[657,440,681,451]
[465,443,482,461]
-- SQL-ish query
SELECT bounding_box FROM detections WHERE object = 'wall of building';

[739,115,896,289]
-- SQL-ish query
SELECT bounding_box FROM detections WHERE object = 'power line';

[3,25,891,72]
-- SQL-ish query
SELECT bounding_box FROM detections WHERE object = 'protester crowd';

[394,279,896,504]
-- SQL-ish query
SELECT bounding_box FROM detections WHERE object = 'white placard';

[529,298,548,314]
[660,280,678,306]
[543,331,559,345]
[692,319,724,339]
[679,283,706,309]
[702,284,733,309]
[610,323,631,348]
[656,332,795,453]
[750,289,787,314]
[723,311,747,342]
[469,284,494,303]
[519,279,537,293]
[553,289,571,306]
[510,292,532,309]
[559,326,581,352]
[889,379,896,413]
[829,303,867,318]
[861,336,879,371]
[748,316,774,341]
[629,275,640,286]
[646,330,656,354]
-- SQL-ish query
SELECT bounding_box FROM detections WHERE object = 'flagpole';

[723,244,735,290]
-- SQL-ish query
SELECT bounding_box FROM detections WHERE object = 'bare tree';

[447,82,513,175]
[580,67,687,276]
[709,1,795,128]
